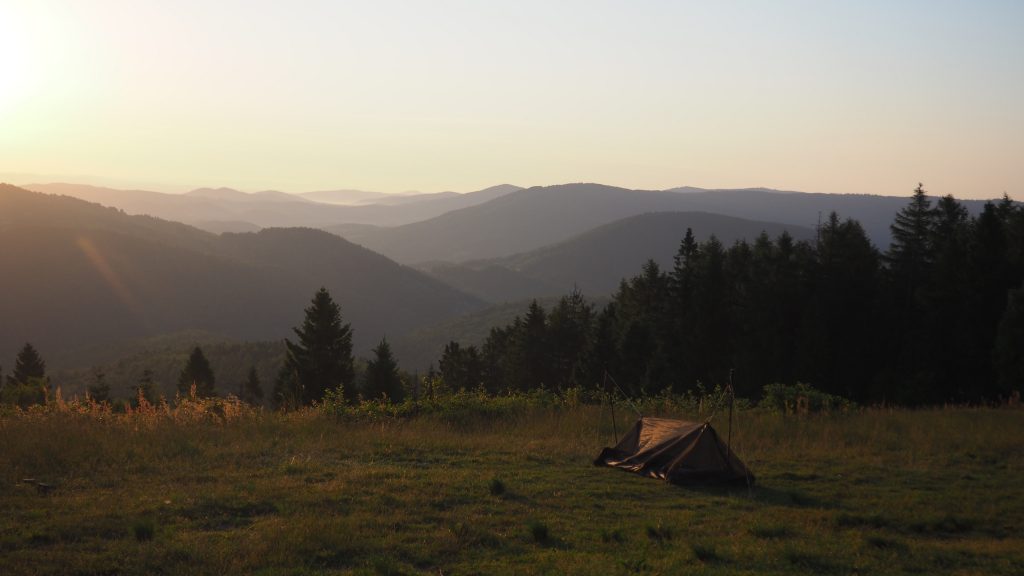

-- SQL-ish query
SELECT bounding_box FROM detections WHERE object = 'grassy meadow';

[1,399,1022,575]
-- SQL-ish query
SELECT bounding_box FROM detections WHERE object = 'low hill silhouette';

[424,211,813,301]
[0,184,484,367]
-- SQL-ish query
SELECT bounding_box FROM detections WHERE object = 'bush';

[133,518,155,541]
[528,520,549,544]
[0,378,50,408]
[760,382,855,414]
[488,477,505,496]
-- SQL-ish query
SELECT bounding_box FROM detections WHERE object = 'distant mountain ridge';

[0,184,484,369]
[423,211,814,301]
[329,183,999,264]
[23,182,524,231]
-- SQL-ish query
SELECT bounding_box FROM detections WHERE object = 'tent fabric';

[594,417,754,485]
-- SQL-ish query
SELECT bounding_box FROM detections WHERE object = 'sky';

[1,0,1022,198]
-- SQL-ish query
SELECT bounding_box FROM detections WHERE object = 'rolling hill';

[422,211,814,301]
[328,183,998,265]
[0,184,484,370]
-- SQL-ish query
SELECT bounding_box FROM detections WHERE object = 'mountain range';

[22,183,523,231]
[2,179,1010,377]
[327,183,995,265]
[0,184,483,369]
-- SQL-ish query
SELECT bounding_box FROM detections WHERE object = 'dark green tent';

[595,417,754,485]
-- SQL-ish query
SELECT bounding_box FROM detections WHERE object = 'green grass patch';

[0,406,1022,574]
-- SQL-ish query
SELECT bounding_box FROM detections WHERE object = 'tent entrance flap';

[595,417,754,485]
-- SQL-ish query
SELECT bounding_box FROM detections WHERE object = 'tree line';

[0,287,403,410]
[438,185,1024,405]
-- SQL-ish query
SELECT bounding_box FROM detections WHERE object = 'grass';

[1,402,1022,574]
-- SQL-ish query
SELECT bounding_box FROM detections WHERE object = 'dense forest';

[438,186,1024,405]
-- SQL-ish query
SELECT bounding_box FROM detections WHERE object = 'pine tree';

[692,237,730,387]
[668,229,701,387]
[285,287,354,405]
[10,343,46,385]
[995,286,1024,396]
[887,183,936,297]
[178,346,215,398]
[87,367,111,403]
[513,301,549,390]
[364,338,403,401]
[136,369,157,404]
[547,288,594,390]
[811,213,881,400]
[439,341,482,391]
[481,325,514,393]
[242,366,264,405]
[272,363,301,411]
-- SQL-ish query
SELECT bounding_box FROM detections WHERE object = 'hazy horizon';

[2,1,1022,199]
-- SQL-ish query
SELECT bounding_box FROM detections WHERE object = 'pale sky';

[1,0,1022,198]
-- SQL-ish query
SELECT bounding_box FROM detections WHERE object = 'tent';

[594,417,754,485]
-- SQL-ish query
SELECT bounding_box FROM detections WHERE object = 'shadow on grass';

[749,485,834,509]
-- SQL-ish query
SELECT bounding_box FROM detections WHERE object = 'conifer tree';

[887,183,936,296]
[10,343,46,385]
[513,301,549,390]
[87,367,111,403]
[439,341,482,391]
[668,229,701,386]
[178,346,215,397]
[995,286,1024,396]
[136,369,156,404]
[364,338,403,401]
[242,366,264,405]
[481,325,514,393]
[285,287,354,405]
[272,363,301,410]
[547,288,594,390]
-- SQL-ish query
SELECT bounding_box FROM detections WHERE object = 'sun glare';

[0,5,38,118]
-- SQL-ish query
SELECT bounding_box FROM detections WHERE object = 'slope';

[331,184,998,265]
[423,211,814,301]
[333,184,712,263]
[0,184,484,369]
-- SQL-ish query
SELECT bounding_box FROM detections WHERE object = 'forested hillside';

[426,211,813,300]
[436,188,1024,404]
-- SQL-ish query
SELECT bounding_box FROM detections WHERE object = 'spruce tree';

[87,367,111,403]
[178,346,215,398]
[547,289,594,390]
[272,363,301,411]
[10,343,46,385]
[243,366,264,405]
[439,341,483,391]
[995,286,1024,396]
[364,338,403,401]
[514,301,549,390]
[481,325,514,393]
[136,369,157,404]
[285,287,354,405]
[887,183,936,297]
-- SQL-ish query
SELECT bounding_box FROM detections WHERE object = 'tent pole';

[605,370,618,444]
[727,368,734,460]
